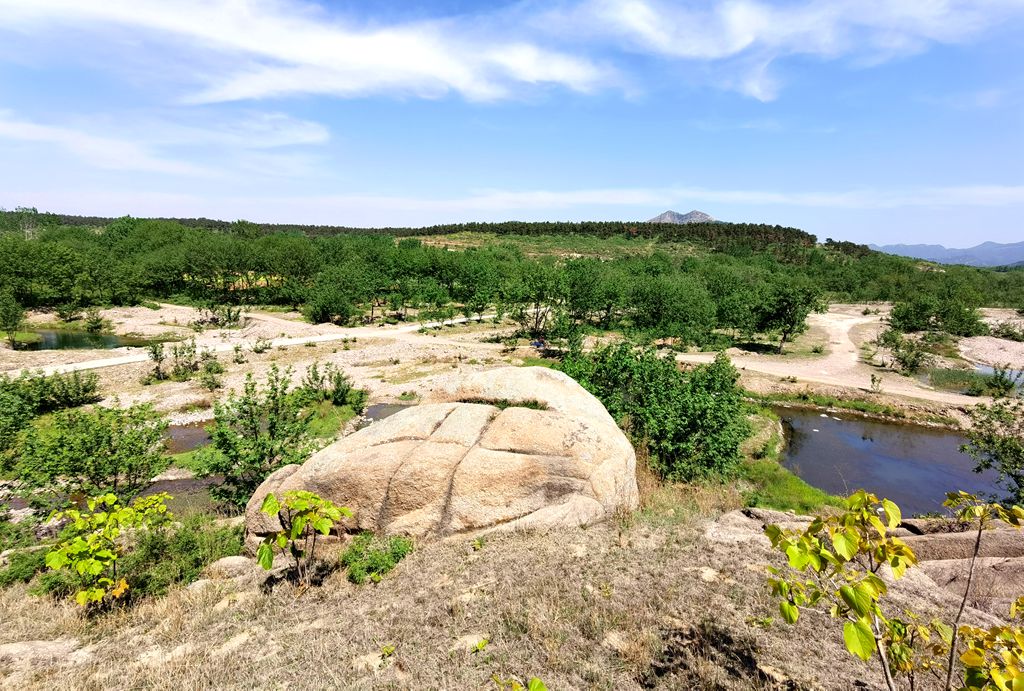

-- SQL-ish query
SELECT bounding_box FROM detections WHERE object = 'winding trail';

[677,310,983,407]
[17,311,499,377]
[11,305,985,408]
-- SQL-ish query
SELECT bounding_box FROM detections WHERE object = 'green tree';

[766,490,1024,691]
[755,278,826,353]
[197,365,317,507]
[0,289,24,348]
[561,345,749,481]
[18,404,168,507]
[963,398,1024,504]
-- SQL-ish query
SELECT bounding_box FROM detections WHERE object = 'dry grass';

[2,495,895,690]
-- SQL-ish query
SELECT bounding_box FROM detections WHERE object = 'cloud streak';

[2,0,1020,103]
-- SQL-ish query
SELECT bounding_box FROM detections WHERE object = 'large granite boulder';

[245,367,638,548]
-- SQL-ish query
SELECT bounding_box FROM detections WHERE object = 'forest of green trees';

[2,209,1022,350]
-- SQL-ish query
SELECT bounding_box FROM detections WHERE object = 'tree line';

[2,212,1022,349]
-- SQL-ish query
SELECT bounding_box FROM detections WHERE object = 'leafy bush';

[299,361,364,410]
[197,366,317,507]
[0,289,24,349]
[766,491,1024,691]
[0,369,100,415]
[83,307,106,333]
[44,493,172,609]
[18,403,169,506]
[0,389,31,456]
[257,490,350,586]
[55,302,81,323]
[964,397,1024,504]
[340,532,414,584]
[116,514,243,600]
[0,549,46,587]
[560,344,749,481]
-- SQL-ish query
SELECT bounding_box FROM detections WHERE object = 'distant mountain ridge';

[870,240,1024,267]
[648,210,715,224]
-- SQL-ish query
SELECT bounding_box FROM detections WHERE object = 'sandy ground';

[4,303,1021,425]
[677,304,985,409]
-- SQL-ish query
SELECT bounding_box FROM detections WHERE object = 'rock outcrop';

[245,367,638,549]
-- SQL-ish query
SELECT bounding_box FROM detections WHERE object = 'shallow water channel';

[21,329,166,351]
[776,407,1002,516]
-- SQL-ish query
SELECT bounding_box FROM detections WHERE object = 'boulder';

[901,529,1024,562]
[245,367,638,548]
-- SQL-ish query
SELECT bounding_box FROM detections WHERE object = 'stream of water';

[776,407,1002,516]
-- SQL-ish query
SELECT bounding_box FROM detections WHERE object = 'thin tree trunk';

[944,522,985,690]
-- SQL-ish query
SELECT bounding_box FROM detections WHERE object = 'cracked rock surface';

[245,367,638,547]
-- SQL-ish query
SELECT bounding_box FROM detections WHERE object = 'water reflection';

[777,408,1001,516]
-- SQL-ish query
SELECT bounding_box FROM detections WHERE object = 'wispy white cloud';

[545,0,1024,100]
[0,110,212,176]
[0,110,330,178]
[1,0,1019,103]
[8,183,1023,229]
[0,0,612,104]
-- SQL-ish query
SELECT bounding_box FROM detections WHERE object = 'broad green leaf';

[44,551,68,570]
[960,647,986,668]
[843,619,876,661]
[833,530,858,561]
[256,542,274,570]
[527,679,548,691]
[779,600,799,625]
[881,499,901,528]
[312,517,332,535]
[839,585,873,617]
[260,493,281,516]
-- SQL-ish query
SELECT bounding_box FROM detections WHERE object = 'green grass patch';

[744,390,905,419]
[519,356,558,369]
[926,367,989,394]
[340,532,414,584]
[306,401,358,439]
[740,458,843,513]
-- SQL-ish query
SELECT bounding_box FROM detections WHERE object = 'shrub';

[340,532,414,584]
[964,397,1024,504]
[251,337,272,354]
[0,389,31,456]
[170,338,199,380]
[0,289,24,349]
[197,366,317,507]
[0,370,100,414]
[560,344,749,481]
[44,493,172,609]
[0,549,46,587]
[18,403,169,506]
[55,302,81,323]
[83,307,106,333]
[257,490,350,586]
[765,491,1024,691]
[116,514,243,600]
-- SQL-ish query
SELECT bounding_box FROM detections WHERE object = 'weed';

[340,532,414,584]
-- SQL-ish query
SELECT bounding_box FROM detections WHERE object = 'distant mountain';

[870,240,1024,267]
[647,209,715,224]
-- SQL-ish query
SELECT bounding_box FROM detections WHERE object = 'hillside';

[871,239,1024,267]
[647,210,715,224]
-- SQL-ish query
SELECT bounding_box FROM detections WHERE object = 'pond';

[357,403,414,429]
[20,329,169,351]
[164,421,212,455]
[776,407,1002,516]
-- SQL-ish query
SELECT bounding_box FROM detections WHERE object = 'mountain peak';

[647,209,715,224]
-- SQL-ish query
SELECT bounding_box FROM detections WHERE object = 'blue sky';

[0,0,1022,245]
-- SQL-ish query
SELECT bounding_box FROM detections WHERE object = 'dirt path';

[13,312,500,377]
[677,308,983,407]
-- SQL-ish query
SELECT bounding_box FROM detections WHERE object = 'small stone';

[352,652,384,674]
[213,590,260,613]
[449,633,489,654]
[213,632,251,657]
